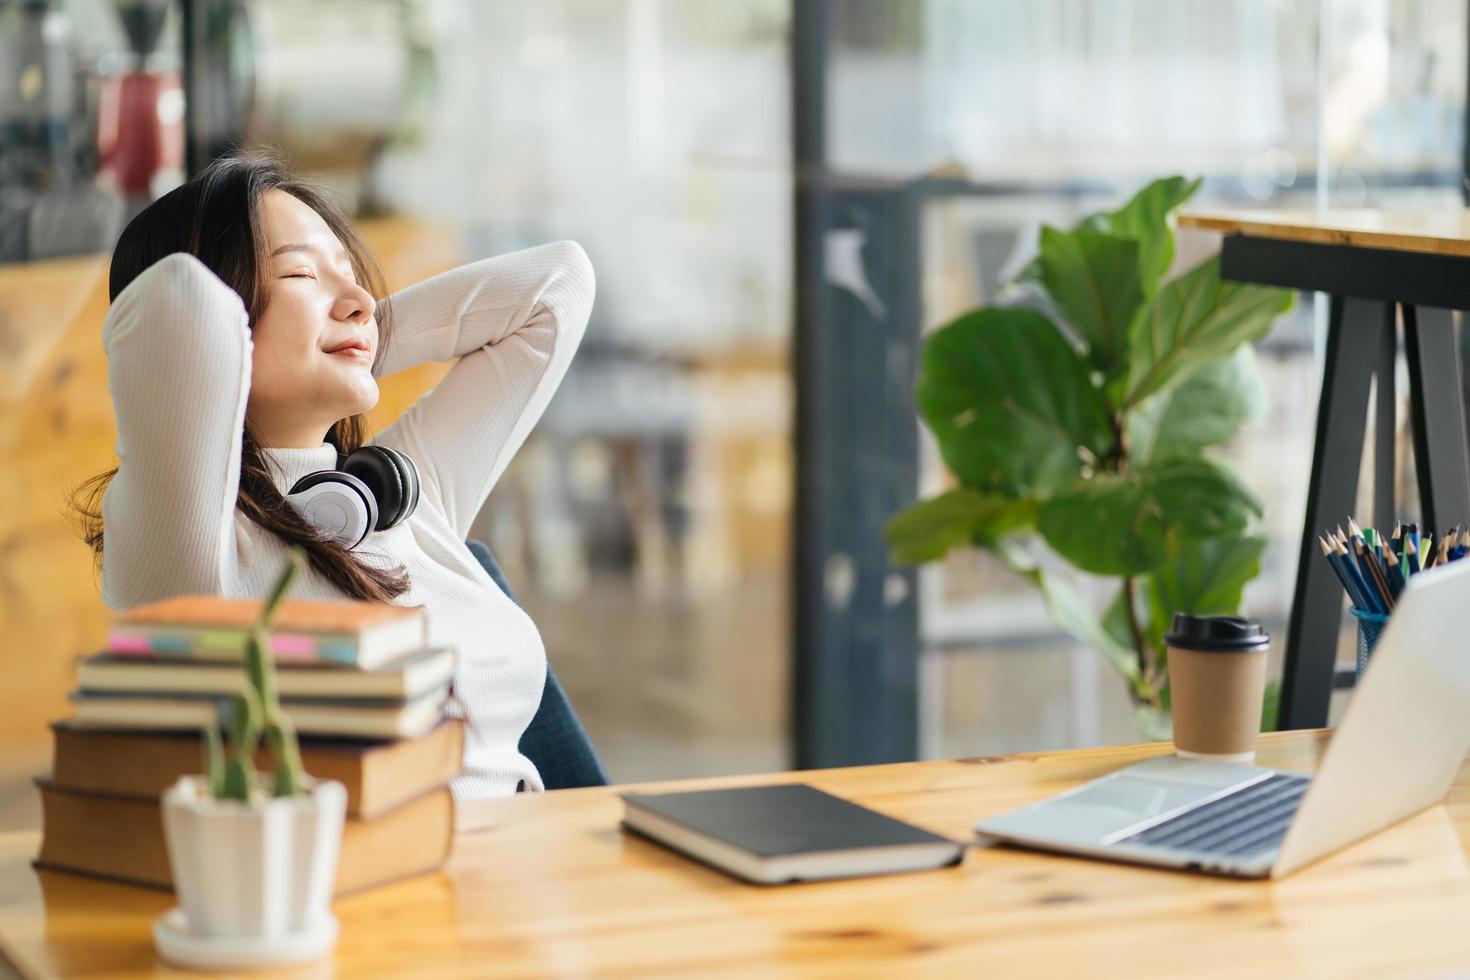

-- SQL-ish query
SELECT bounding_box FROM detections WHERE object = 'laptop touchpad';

[984,774,1235,846]
[1061,775,1209,822]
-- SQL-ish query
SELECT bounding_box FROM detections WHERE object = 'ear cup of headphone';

[341,445,420,531]
[285,469,377,550]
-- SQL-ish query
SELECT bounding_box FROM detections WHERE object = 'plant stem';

[1122,575,1150,682]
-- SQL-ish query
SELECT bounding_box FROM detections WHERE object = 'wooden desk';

[1183,208,1470,258]
[1180,209,1470,731]
[5,730,1470,978]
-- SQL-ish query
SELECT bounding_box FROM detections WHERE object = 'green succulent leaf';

[1128,345,1268,464]
[221,756,253,802]
[1126,255,1294,404]
[1037,459,1261,576]
[204,725,226,799]
[885,490,1036,565]
[917,307,1115,498]
[1038,226,1144,379]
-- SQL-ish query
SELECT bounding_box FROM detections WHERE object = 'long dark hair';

[68,151,411,603]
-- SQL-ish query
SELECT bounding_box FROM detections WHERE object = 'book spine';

[107,629,359,665]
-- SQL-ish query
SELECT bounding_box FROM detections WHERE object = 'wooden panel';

[6,731,1470,977]
[0,219,461,802]
[1180,208,1470,257]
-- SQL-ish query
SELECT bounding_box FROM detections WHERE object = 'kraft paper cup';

[1165,614,1270,764]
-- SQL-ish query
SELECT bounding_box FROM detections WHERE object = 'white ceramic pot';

[161,776,347,940]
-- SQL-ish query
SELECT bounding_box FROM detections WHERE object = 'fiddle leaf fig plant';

[204,547,311,801]
[886,177,1293,736]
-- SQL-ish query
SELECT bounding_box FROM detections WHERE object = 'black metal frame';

[793,0,929,768]
[1221,235,1470,729]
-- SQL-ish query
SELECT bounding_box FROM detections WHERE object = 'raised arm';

[100,253,251,610]
[374,241,594,540]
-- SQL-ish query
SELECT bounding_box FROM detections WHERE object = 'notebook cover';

[621,784,956,857]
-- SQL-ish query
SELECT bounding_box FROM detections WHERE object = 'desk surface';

[1180,208,1470,257]
[5,730,1470,979]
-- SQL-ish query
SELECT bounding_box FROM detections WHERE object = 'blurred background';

[2,0,1466,828]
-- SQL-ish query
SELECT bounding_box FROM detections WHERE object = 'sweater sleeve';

[99,253,252,610]
[373,241,594,540]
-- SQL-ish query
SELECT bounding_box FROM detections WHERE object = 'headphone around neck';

[284,445,420,550]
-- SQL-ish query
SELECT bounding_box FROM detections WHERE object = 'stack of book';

[36,595,463,895]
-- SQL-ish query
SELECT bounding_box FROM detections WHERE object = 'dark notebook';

[621,783,964,884]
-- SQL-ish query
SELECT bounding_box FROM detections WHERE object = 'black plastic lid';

[1164,614,1269,653]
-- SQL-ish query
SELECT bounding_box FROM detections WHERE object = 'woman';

[70,152,595,798]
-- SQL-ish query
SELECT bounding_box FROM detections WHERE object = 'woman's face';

[245,188,380,448]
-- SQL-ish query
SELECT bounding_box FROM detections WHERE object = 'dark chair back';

[464,539,610,789]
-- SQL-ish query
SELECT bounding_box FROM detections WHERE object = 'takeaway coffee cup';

[1165,614,1271,763]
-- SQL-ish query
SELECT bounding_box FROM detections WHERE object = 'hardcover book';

[107,595,427,669]
[36,781,455,895]
[67,685,450,740]
[50,718,463,819]
[76,647,455,702]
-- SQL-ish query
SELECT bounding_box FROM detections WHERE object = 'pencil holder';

[1350,609,1389,675]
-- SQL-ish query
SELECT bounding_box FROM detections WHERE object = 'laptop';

[975,557,1470,879]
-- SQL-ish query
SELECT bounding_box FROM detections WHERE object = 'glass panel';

[824,0,1467,757]
[367,0,794,781]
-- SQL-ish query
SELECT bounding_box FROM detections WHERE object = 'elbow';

[550,240,596,307]
[547,241,595,348]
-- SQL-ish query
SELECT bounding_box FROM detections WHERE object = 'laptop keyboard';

[1115,773,1311,860]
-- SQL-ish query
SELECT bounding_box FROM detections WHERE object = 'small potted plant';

[153,547,347,971]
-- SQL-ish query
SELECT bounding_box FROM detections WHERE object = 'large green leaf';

[1144,535,1268,658]
[885,490,1036,564]
[1037,459,1260,576]
[1125,255,1293,404]
[1102,176,1202,294]
[1008,175,1200,297]
[1146,535,1267,618]
[1128,345,1268,464]
[991,546,1143,689]
[1261,678,1281,732]
[1038,227,1144,379]
[1037,475,1169,576]
[1146,458,1262,540]
[917,307,1115,498]
[1037,571,1143,688]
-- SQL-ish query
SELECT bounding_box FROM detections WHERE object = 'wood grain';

[5,730,1470,978]
[0,219,459,815]
[1179,208,1470,257]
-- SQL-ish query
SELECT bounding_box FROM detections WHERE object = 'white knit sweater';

[99,242,595,799]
